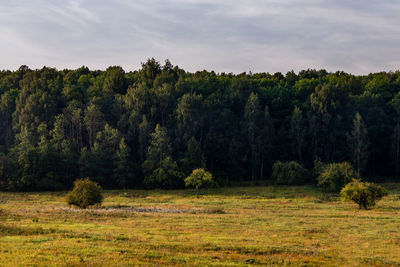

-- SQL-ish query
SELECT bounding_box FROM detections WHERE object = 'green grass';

[0,184,399,266]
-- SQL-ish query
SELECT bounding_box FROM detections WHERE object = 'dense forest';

[0,59,399,191]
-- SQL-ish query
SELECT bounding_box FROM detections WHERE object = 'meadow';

[0,185,399,266]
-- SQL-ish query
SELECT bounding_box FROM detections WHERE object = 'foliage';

[0,59,400,190]
[272,161,309,185]
[242,92,262,180]
[290,106,305,162]
[341,179,388,209]
[184,168,214,190]
[142,125,183,188]
[180,137,205,175]
[143,157,184,189]
[347,112,369,177]
[66,178,103,208]
[318,162,356,192]
[313,158,327,179]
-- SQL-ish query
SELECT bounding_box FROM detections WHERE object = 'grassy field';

[0,185,399,266]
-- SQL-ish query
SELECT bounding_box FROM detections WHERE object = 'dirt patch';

[57,206,219,214]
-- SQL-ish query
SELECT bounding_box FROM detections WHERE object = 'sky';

[0,0,399,74]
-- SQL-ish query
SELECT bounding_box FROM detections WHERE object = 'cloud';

[0,0,399,74]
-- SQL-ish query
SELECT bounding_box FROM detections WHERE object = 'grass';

[0,184,399,266]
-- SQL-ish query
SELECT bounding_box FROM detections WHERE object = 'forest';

[0,58,400,191]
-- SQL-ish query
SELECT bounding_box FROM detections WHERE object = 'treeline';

[0,59,400,190]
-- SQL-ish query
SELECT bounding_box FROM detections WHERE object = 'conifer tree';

[347,113,369,177]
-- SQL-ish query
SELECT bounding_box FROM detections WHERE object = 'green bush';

[272,161,309,185]
[66,178,103,209]
[317,162,356,192]
[341,179,388,209]
[184,168,214,190]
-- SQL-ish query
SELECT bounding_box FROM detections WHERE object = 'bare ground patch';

[55,206,225,215]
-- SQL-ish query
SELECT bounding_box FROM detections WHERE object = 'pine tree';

[84,103,104,147]
[138,115,151,162]
[260,106,274,178]
[243,92,261,180]
[181,137,205,175]
[114,138,132,189]
[142,124,182,188]
[392,123,400,179]
[290,106,305,162]
[347,113,369,178]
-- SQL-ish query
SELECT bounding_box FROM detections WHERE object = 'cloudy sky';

[0,0,399,74]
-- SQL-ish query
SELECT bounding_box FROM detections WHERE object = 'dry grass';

[0,184,399,266]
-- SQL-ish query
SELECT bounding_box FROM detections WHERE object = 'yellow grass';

[0,185,399,266]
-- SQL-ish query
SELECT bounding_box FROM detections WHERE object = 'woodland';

[1,59,399,190]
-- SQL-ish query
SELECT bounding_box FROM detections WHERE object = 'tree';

[290,106,305,162]
[176,93,204,146]
[142,124,182,188]
[114,138,133,189]
[260,106,274,178]
[66,178,103,209]
[142,124,172,171]
[124,83,151,115]
[242,92,261,180]
[64,100,84,150]
[103,66,126,95]
[144,156,183,189]
[392,123,400,179]
[84,103,104,147]
[78,124,122,187]
[47,114,80,188]
[13,89,57,145]
[138,115,151,162]
[140,58,161,87]
[92,124,121,186]
[37,122,62,190]
[310,81,349,162]
[347,113,369,178]
[0,91,15,151]
[0,152,8,189]
[1,62,400,191]
[317,162,356,192]
[272,161,309,185]
[9,126,40,190]
[180,137,205,175]
[341,179,388,209]
[184,168,214,194]
[154,83,174,126]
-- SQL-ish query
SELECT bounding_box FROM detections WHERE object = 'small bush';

[66,178,103,209]
[341,179,388,209]
[272,161,309,185]
[317,162,356,192]
[184,168,214,190]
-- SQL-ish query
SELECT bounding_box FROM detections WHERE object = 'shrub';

[317,162,356,192]
[272,161,309,185]
[313,158,327,180]
[341,179,388,209]
[66,178,103,209]
[184,168,214,190]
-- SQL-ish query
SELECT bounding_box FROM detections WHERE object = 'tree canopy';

[0,60,399,190]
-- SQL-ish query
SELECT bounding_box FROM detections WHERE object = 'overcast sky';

[0,0,399,74]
